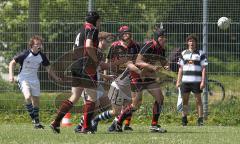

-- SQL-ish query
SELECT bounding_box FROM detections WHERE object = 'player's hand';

[176,80,181,88]
[163,65,169,71]
[200,81,205,90]
[105,75,117,81]
[153,66,161,72]
[9,76,15,83]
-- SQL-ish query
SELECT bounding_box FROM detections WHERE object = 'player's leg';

[147,82,166,133]
[92,83,124,132]
[192,83,203,126]
[92,104,121,132]
[74,91,111,132]
[123,96,136,131]
[123,102,133,131]
[50,86,83,133]
[195,93,203,126]
[30,81,45,129]
[115,91,142,132]
[81,88,97,133]
[181,83,191,126]
[20,81,35,124]
[31,96,44,129]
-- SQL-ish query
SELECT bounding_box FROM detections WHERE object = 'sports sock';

[79,115,84,127]
[25,103,34,120]
[151,101,162,126]
[33,107,40,124]
[54,100,73,125]
[94,111,112,122]
[117,105,135,125]
[125,114,132,126]
[83,100,95,129]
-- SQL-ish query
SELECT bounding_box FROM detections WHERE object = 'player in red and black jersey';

[106,25,140,75]
[50,11,109,134]
[104,26,140,131]
[114,28,169,133]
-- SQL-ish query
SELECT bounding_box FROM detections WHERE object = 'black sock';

[25,103,34,120]
[33,107,40,124]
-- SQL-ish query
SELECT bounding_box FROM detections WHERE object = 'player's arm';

[200,52,208,89]
[126,61,141,74]
[176,66,183,88]
[8,59,17,83]
[135,54,160,72]
[200,66,206,89]
[135,42,160,72]
[127,61,147,80]
[176,53,184,88]
[45,66,62,82]
[86,39,98,64]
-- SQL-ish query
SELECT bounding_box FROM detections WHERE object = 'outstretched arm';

[9,59,17,83]
[45,66,62,82]
[135,54,160,72]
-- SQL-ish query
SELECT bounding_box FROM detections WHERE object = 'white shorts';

[18,80,40,97]
[108,81,131,106]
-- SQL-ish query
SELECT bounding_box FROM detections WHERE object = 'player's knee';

[24,95,31,103]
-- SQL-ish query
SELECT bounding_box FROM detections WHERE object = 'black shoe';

[149,125,167,133]
[123,125,133,131]
[115,122,123,132]
[34,123,44,129]
[182,116,188,126]
[74,124,82,133]
[50,122,60,134]
[108,120,116,132]
[197,117,204,126]
[78,128,95,134]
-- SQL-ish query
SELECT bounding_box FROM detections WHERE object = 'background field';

[1,124,240,144]
[1,0,240,143]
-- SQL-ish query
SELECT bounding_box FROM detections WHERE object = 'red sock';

[125,115,132,126]
[151,101,162,126]
[54,100,73,126]
[83,100,95,129]
[118,105,134,125]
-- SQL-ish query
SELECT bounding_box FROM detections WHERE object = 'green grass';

[0,124,240,144]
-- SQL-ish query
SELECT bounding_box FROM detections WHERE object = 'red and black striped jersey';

[107,40,140,74]
[139,39,166,65]
[72,22,99,76]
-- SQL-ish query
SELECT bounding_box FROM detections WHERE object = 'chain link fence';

[0,0,239,112]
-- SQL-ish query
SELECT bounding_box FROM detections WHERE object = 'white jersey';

[178,49,208,83]
[14,49,50,82]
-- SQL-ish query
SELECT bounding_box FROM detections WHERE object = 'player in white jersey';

[90,66,135,132]
[9,35,61,129]
[176,34,208,126]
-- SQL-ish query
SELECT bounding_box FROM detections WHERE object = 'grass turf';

[1,123,240,144]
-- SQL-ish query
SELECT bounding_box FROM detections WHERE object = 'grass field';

[1,124,240,144]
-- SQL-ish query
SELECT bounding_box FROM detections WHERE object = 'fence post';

[202,0,208,119]
[88,0,94,11]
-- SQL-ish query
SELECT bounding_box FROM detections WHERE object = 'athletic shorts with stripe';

[108,81,132,106]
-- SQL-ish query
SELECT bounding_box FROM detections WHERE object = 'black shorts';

[71,61,97,88]
[130,78,155,92]
[181,82,202,94]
